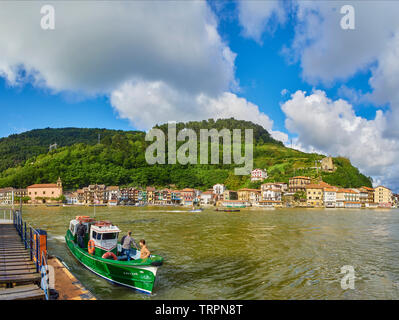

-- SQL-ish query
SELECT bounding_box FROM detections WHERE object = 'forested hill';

[0,119,372,190]
[0,127,142,172]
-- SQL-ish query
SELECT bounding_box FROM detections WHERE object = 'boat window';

[92,231,101,240]
[102,233,117,240]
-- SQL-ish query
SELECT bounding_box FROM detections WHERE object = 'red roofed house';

[27,177,63,204]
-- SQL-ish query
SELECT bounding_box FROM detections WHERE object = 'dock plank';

[0,284,44,300]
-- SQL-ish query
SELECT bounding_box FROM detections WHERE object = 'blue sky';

[0,1,398,190]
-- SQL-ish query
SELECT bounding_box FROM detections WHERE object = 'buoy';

[102,251,117,260]
[88,240,95,255]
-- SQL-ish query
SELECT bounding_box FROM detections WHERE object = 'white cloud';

[286,1,399,85]
[281,90,399,190]
[0,1,235,96]
[110,79,287,142]
[237,0,286,43]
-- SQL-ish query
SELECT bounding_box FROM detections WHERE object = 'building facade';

[289,176,311,193]
[27,178,63,204]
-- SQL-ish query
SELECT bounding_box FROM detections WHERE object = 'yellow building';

[237,188,261,205]
[374,186,392,207]
[306,184,325,207]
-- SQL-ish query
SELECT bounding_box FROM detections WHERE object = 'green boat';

[65,216,163,294]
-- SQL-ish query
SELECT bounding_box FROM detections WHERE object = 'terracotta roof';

[324,187,337,192]
[27,184,59,189]
[238,188,261,192]
[305,184,325,189]
[106,186,120,191]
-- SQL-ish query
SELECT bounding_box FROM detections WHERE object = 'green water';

[19,206,399,299]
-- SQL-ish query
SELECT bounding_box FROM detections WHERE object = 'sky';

[0,1,399,190]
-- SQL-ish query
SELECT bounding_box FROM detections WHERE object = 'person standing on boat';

[122,231,138,261]
[76,220,86,248]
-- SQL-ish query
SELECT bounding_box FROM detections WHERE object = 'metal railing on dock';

[12,210,50,300]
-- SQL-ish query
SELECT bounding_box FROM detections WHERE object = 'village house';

[213,184,226,202]
[354,188,369,207]
[250,168,268,182]
[200,190,213,205]
[374,186,392,207]
[64,191,79,205]
[306,184,325,207]
[180,188,197,206]
[323,187,338,208]
[223,190,238,201]
[106,186,120,206]
[261,182,288,193]
[83,184,106,204]
[361,186,375,205]
[261,187,282,202]
[238,188,261,205]
[27,177,63,204]
[0,187,14,205]
[289,176,311,193]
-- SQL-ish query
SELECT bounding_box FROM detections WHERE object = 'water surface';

[20,206,399,299]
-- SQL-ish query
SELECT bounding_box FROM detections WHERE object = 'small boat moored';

[65,216,163,294]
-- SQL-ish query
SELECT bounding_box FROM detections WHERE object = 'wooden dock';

[0,223,44,300]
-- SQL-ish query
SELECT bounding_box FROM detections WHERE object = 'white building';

[65,192,78,205]
[262,188,282,201]
[213,184,226,195]
[200,191,213,205]
[105,186,120,203]
[261,183,288,193]
[323,187,337,208]
[251,169,268,182]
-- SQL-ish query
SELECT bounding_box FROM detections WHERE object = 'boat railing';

[13,210,49,300]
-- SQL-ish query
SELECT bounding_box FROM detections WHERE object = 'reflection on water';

[19,206,399,299]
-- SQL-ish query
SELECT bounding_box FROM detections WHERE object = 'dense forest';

[0,118,372,190]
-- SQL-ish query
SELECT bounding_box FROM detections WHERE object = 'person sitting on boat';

[122,231,139,261]
[76,221,86,248]
[139,239,150,259]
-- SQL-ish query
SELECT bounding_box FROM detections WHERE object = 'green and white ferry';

[65,216,163,294]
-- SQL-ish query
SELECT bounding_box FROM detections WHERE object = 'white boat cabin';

[90,222,121,252]
[69,216,94,236]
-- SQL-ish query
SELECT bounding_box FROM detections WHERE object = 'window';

[92,231,101,240]
[102,233,117,240]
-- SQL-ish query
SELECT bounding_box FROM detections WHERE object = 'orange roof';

[27,184,58,189]
[324,187,337,192]
[305,184,324,189]
[238,188,261,192]
[361,186,374,191]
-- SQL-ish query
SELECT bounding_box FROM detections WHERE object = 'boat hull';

[65,231,159,294]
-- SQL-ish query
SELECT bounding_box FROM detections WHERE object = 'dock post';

[35,234,39,273]
[24,222,27,249]
[30,227,33,260]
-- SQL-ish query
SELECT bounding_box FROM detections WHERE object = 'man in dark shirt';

[76,221,86,248]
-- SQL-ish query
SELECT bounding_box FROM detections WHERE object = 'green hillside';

[0,119,372,190]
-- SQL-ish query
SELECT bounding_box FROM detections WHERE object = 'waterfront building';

[374,186,393,207]
[361,186,375,205]
[289,176,311,193]
[180,188,197,205]
[120,187,138,204]
[219,199,250,207]
[27,177,63,204]
[250,169,268,182]
[146,187,156,204]
[64,191,78,205]
[77,189,85,204]
[355,188,369,207]
[223,190,238,201]
[306,184,324,207]
[213,184,226,195]
[262,187,282,202]
[171,190,181,204]
[106,186,120,204]
[238,188,261,205]
[83,184,106,204]
[200,191,213,205]
[323,187,338,208]
[0,188,14,205]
